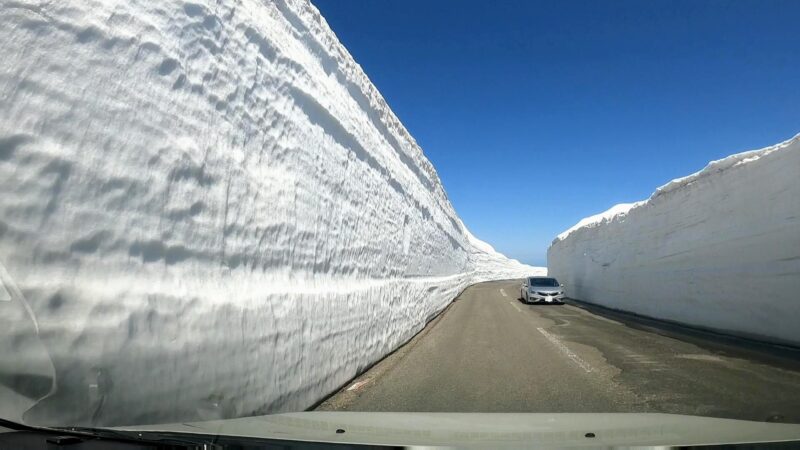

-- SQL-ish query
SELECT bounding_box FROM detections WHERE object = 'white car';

[520,277,565,304]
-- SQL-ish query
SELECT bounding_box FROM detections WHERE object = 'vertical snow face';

[549,135,800,346]
[0,0,540,426]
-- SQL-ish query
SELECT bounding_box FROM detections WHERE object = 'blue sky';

[312,0,800,266]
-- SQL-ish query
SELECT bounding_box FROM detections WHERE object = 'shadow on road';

[516,297,565,306]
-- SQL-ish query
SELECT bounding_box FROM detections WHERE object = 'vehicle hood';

[114,412,800,448]
[531,286,562,292]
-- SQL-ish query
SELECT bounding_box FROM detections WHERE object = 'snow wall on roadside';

[0,0,542,426]
[548,135,800,346]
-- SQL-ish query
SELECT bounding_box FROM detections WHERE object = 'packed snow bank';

[0,0,540,426]
[466,228,546,282]
[549,134,800,346]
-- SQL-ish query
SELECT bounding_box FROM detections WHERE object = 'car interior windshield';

[3,1,800,448]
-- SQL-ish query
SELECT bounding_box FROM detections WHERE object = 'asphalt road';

[316,279,800,423]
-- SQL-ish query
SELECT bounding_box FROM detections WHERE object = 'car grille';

[538,291,560,296]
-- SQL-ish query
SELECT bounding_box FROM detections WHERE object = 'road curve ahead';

[316,280,800,423]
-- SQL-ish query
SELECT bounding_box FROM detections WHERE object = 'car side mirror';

[560,284,564,287]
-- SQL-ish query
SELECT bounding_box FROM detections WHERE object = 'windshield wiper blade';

[0,418,208,448]
[52,425,213,447]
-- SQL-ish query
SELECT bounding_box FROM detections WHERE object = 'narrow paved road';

[316,279,800,423]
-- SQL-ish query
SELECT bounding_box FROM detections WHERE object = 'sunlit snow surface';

[0,0,542,426]
[549,135,800,346]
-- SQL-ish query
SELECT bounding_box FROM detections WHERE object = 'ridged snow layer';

[0,0,541,426]
[549,135,800,346]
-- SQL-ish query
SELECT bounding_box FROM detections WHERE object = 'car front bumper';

[528,293,565,303]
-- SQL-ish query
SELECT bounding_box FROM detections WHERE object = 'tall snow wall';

[548,135,800,346]
[0,0,541,426]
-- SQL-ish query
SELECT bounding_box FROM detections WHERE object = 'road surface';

[316,279,800,423]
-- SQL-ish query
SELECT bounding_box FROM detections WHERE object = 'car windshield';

[2,0,800,444]
[531,278,559,287]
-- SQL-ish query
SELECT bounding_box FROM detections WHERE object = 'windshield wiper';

[0,417,206,449]
[2,418,400,449]
[54,425,211,448]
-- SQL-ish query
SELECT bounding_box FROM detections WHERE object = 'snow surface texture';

[549,135,800,346]
[0,0,542,426]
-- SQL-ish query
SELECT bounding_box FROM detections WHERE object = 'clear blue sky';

[312,0,800,266]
